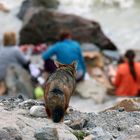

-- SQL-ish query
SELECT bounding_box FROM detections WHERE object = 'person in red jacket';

[114,49,140,96]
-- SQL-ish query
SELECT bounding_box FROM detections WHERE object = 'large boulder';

[19,9,117,51]
[17,0,59,20]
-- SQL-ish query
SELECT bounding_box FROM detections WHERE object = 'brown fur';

[44,61,76,122]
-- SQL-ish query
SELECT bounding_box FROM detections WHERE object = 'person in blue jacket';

[42,31,86,82]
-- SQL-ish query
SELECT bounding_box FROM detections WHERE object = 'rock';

[103,98,140,112]
[34,124,77,140]
[92,127,105,136]
[0,129,10,140]
[69,119,88,130]
[19,10,117,51]
[66,106,76,114]
[18,99,39,109]
[73,130,88,140]
[17,0,59,20]
[17,0,33,20]
[64,120,72,126]
[30,105,47,117]
[0,127,22,140]
[56,127,78,140]
[34,126,56,140]
[91,127,113,140]
[64,110,90,123]
[0,97,24,110]
[76,78,107,103]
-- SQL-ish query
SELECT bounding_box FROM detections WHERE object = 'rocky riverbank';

[0,97,140,140]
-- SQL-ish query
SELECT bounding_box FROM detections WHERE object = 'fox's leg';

[46,108,51,118]
[60,116,64,122]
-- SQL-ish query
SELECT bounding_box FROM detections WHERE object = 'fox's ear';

[71,61,77,69]
[54,60,63,68]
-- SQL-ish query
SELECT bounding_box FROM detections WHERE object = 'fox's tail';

[52,106,64,123]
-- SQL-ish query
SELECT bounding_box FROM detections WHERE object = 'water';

[0,0,140,54]
[58,0,140,54]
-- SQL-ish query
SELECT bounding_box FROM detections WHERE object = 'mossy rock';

[73,130,88,140]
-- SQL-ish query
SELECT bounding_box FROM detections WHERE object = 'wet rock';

[30,105,47,117]
[19,10,117,51]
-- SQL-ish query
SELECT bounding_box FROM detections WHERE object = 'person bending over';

[0,32,33,98]
[42,30,86,82]
[114,50,140,96]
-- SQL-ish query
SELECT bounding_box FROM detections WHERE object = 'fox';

[44,61,77,123]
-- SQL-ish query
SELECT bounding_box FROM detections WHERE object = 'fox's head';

[54,61,77,77]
